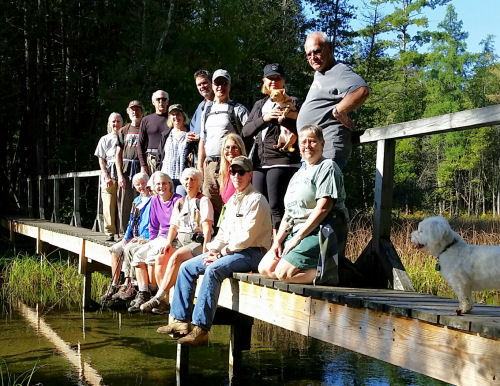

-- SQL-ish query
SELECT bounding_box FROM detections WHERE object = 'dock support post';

[176,343,189,385]
[228,318,252,381]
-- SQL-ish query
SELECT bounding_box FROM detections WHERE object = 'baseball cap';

[127,100,143,110]
[212,69,231,84]
[230,156,253,172]
[263,63,285,78]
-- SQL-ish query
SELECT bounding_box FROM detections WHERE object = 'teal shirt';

[283,157,347,234]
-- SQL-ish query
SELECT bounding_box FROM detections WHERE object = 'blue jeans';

[170,247,265,330]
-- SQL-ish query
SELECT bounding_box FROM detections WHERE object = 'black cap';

[263,63,285,78]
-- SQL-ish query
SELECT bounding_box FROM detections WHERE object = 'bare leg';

[154,248,176,289]
[159,247,194,294]
[258,250,279,279]
[275,259,316,284]
[148,264,157,286]
[135,263,149,288]
[110,252,123,285]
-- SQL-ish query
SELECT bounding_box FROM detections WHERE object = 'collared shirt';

[160,131,188,180]
[206,184,272,253]
[189,99,207,135]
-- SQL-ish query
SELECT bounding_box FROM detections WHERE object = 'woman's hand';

[281,234,301,257]
[105,175,114,188]
[263,108,283,122]
[160,242,172,255]
[269,241,283,262]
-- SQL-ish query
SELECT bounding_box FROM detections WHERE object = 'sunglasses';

[306,48,322,58]
[229,168,247,176]
[155,97,167,102]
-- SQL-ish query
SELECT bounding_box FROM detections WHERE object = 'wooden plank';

[308,298,500,385]
[359,104,500,144]
[47,170,101,179]
[39,228,83,254]
[83,241,111,267]
[13,222,39,238]
[218,280,310,336]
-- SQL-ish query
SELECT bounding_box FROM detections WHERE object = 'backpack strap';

[203,100,242,134]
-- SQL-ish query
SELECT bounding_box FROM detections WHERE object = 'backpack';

[203,100,243,134]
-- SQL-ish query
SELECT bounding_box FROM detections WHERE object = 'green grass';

[0,360,39,386]
[1,253,109,309]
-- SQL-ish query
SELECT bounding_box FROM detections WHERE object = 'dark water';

[0,305,449,385]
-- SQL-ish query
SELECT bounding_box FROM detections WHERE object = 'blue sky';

[304,0,499,57]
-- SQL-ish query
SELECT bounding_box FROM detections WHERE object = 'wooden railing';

[25,104,500,291]
[27,170,103,231]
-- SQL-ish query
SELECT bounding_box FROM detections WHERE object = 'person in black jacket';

[242,63,300,235]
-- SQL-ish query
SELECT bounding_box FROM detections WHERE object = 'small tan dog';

[269,89,297,152]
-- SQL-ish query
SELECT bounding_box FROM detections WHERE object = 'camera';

[192,232,204,244]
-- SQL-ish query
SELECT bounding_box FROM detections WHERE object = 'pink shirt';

[220,178,236,203]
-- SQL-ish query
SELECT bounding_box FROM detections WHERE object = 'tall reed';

[1,253,109,309]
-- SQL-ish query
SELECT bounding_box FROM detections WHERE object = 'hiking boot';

[100,285,119,303]
[156,319,189,336]
[106,235,115,242]
[114,282,137,301]
[140,297,161,313]
[177,326,209,347]
[151,300,170,315]
[127,291,150,313]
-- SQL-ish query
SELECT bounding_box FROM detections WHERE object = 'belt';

[205,155,221,163]
[146,149,158,154]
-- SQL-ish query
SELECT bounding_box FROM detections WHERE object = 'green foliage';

[1,254,109,309]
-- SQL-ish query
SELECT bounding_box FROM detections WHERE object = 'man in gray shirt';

[297,31,369,169]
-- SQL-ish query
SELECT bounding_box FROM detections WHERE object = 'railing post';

[71,176,81,227]
[38,176,45,220]
[51,178,60,223]
[373,139,396,249]
[92,177,103,232]
[27,177,33,217]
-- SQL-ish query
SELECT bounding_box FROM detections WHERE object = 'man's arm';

[333,86,369,129]
[197,137,206,172]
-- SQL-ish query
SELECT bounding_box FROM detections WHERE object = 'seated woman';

[127,171,181,312]
[157,104,197,196]
[100,172,152,303]
[258,124,348,284]
[139,168,214,314]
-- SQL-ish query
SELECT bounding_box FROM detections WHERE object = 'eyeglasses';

[306,48,322,59]
[229,168,247,176]
[155,97,167,102]
[214,80,229,87]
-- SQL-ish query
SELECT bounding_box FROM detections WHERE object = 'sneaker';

[177,326,209,347]
[156,319,189,336]
[100,285,119,303]
[106,235,114,242]
[115,283,137,301]
[128,291,150,313]
[151,300,170,315]
[140,297,161,313]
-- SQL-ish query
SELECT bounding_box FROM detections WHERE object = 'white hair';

[151,90,169,104]
[132,172,149,185]
[181,168,203,187]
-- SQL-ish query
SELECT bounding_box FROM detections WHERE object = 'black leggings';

[252,166,298,230]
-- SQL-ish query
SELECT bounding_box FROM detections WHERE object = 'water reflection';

[0,304,449,385]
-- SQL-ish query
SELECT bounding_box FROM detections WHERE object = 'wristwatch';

[332,105,340,118]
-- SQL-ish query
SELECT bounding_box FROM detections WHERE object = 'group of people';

[95,31,369,347]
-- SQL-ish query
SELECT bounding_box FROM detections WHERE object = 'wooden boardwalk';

[3,217,500,385]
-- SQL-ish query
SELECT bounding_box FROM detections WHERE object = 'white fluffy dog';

[410,216,500,314]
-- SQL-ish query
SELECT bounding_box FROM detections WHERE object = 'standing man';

[116,100,144,236]
[190,70,215,138]
[158,156,272,346]
[197,69,249,214]
[296,31,369,170]
[138,90,169,175]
